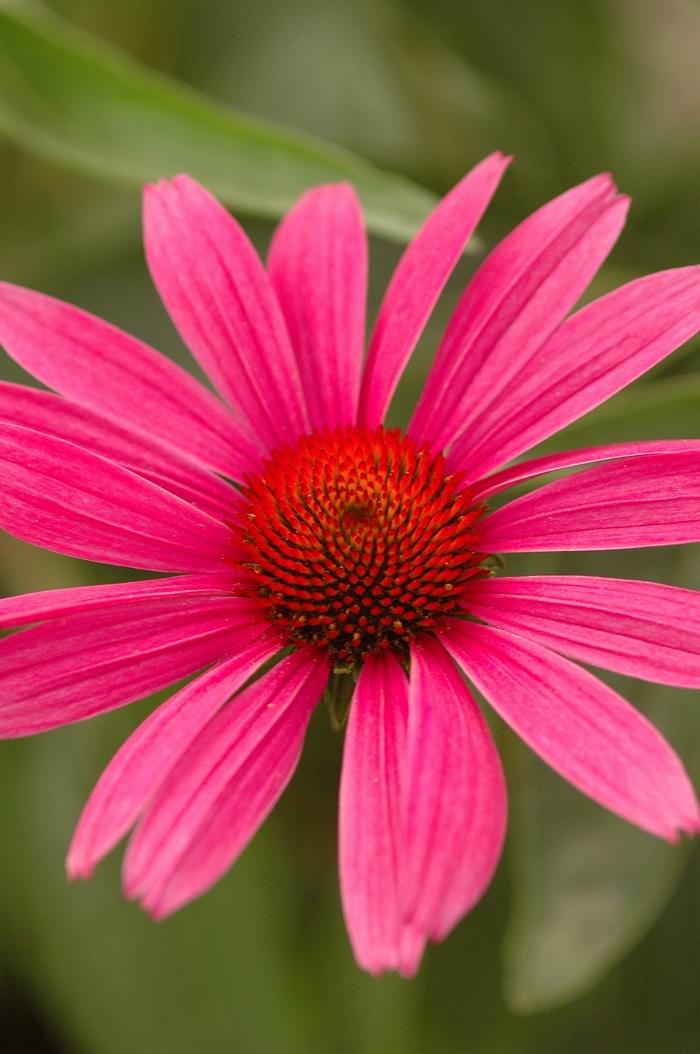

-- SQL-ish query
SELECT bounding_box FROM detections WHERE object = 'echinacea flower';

[1,153,699,977]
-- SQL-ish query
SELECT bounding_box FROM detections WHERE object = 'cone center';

[234,426,488,666]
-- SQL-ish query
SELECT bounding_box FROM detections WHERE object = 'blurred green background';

[1,1,699,1051]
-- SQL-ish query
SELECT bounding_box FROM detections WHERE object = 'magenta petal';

[0,595,266,736]
[454,266,700,479]
[0,422,234,572]
[473,439,700,501]
[338,653,408,975]
[465,576,700,688]
[410,174,627,452]
[442,621,699,840]
[0,282,256,480]
[400,638,507,971]
[144,175,308,451]
[481,452,700,552]
[268,183,367,430]
[0,382,236,519]
[67,631,280,881]
[0,572,237,629]
[123,648,327,917]
[358,153,510,428]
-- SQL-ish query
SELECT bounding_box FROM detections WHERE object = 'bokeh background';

[1,1,699,1051]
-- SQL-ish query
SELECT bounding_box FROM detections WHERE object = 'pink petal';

[0,282,256,480]
[399,638,507,974]
[268,183,367,431]
[0,595,266,736]
[442,621,699,840]
[123,647,328,917]
[67,631,280,880]
[453,267,700,479]
[481,452,700,552]
[0,381,236,520]
[338,653,409,976]
[473,439,700,501]
[0,422,234,572]
[410,175,628,452]
[465,576,700,687]
[144,175,308,451]
[357,153,510,428]
[0,572,238,629]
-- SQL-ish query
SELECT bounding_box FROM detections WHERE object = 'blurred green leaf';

[0,693,423,1054]
[0,719,317,1054]
[557,374,700,448]
[503,731,688,1013]
[400,0,700,266]
[0,0,439,243]
[503,549,700,1013]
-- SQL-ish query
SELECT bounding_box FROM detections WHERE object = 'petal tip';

[612,192,632,216]
[143,900,168,923]
[488,150,514,169]
[121,868,142,901]
[681,807,700,838]
[396,922,427,979]
[594,170,617,191]
[293,180,363,215]
[147,173,205,204]
[65,854,93,883]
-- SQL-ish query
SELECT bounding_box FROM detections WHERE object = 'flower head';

[1,153,699,976]
[236,425,486,663]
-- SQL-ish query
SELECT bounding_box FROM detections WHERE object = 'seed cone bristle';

[235,426,487,665]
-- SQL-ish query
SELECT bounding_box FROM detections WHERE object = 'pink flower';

[1,154,700,976]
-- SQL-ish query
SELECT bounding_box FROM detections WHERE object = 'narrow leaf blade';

[0,0,439,243]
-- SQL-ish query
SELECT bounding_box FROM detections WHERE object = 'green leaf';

[0,733,309,1054]
[502,549,700,1013]
[0,0,439,243]
[0,692,422,1054]
[558,373,700,447]
[503,733,688,1013]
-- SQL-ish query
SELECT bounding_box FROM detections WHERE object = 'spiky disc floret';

[234,426,487,665]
